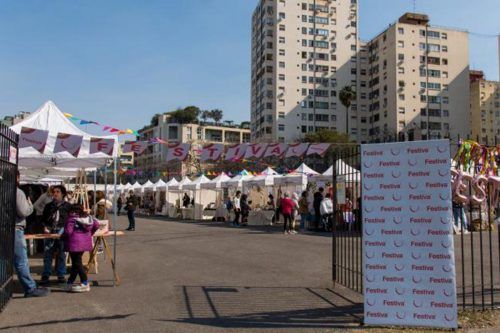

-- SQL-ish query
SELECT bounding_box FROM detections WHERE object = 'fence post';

[332,149,337,287]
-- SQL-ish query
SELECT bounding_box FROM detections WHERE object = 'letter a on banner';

[200,143,224,162]
[361,140,457,329]
[264,143,288,158]
[225,143,247,162]
[285,143,309,158]
[306,143,330,157]
[90,138,115,156]
[244,143,268,159]
[122,141,148,155]
[54,133,84,157]
[166,143,190,162]
[19,127,49,153]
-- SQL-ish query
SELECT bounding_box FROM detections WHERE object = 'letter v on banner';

[306,143,331,157]
[264,143,288,158]
[166,143,191,162]
[200,143,224,162]
[225,143,247,162]
[244,143,268,159]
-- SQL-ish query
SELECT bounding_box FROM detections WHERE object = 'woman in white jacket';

[320,193,334,231]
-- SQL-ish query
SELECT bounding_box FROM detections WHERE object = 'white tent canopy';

[221,174,252,189]
[274,163,318,186]
[142,180,155,190]
[312,159,360,182]
[131,181,142,191]
[183,175,210,191]
[244,167,281,187]
[201,173,231,190]
[10,101,119,170]
[169,176,192,191]
[153,179,167,191]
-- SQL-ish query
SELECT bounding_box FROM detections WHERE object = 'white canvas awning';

[201,173,231,190]
[183,175,210,191]
[312,159,360,182]
[153,179,167,191]
[169,176,192,191]
[221,174,252,189]
[142,180,155,190]
[275,163,318,186]
[244,167,280,187]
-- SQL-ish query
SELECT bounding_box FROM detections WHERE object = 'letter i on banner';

[361,140,457,329]
[90,138,115,156]
[225,143,247,161]
[19,127,49,153]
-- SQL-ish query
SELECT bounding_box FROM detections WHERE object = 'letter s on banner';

[166,143,191,162]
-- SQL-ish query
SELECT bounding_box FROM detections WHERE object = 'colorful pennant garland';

[64,113,139,136]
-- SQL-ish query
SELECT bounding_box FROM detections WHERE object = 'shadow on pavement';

[159,285,363,329]
[0,314,135,331]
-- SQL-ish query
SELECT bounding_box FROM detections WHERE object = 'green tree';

[169,106,201,124]
[210,109,223,125]
[303,129,350,143]
[200,110,210,124]
[240,121,250,129]
[339,86,356,135]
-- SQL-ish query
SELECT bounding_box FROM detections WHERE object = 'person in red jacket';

[280,192,297,234]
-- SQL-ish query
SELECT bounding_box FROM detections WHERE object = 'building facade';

[1,111,31,127]
[358,13,470,142]
[135,114,251,180]
[251,0,359,143]
[470,71,500,145]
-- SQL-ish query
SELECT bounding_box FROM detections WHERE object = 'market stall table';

[25,230,124,285]
[247,209,275,226]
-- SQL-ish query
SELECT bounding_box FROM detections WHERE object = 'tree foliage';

[339,86,356,109]
[169,106,201,124]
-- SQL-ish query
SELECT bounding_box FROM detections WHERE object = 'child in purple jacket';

[63,203,100,292]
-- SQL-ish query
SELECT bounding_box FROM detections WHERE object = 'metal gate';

[0,124,18,312]
[331,141,500,310]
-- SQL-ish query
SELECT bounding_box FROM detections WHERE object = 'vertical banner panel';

[361,140,457,329]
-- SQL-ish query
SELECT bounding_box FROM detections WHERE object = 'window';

[427,43,440,52]
[278,12,285,20]
[301,126,307,133]
[442,71,448,78]
[279,24,285,31]
[279,37,285,43]
[398,41,404,48]
[420,30,426,37]
[398,67,405,74]
[309,16,329,24]
[442,97,449,104]
[279,49,285,56]
[278,124,285,131]
[399,94,405,101]
[398,53,404,61]
[427,30,440,38]
[442,58,448,65]
[398,107,405,114]
[301,113,307,121]
[301,76,307,83]
[279,74,285,80]
[279,61,285,68]
[398,27,404,34]
[278,112,285,119]
[351,44,356,51]
[442,33,448,40]
[442,45,448,52]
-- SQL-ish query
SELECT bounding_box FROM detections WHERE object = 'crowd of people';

[14,172,111,297]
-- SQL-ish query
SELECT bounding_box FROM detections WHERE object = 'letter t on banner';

[200,143,224,162]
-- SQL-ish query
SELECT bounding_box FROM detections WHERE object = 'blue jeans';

[453,205,468,230]
[127,209,136,229]
[42,237,66,278]
[14,229,37,293]
[300,213,308,230]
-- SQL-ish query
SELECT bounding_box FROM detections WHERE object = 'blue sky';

[0,0,498,135]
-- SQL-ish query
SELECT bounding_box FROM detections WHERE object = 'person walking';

[63,203,100,293]
[298,191,309,231]
[40,185,71,285]
[232,191,241,227]
[15,171,49,297]
[313,187,325,231]
[280,193,296,234]
[125,190,138,231]
[240,194,251,226]
[291,192,300,234]
[117,196,123,216]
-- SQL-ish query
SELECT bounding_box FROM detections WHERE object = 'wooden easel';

[86,235,121,285]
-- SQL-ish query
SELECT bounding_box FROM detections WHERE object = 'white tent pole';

[112,157,117,287]
[104,163,108,197]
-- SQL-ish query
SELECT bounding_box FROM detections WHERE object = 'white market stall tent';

[312,159,361,183]
[221,170,252,189]
[168,176,192,218]
[183,175,213,220]
[274,163,319,191]
[243,167,281,209]
[200,173,232,220]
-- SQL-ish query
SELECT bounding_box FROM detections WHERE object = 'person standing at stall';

[40,185,71,285]
[125,190,138,231]
[313,187,324,231]
[280,193,296,234]
[232,191,241,227]
[15,171,49,297]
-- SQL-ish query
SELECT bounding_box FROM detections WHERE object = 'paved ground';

[0,216,363,333]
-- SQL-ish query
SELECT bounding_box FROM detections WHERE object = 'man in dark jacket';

[126,190,138,231]
[313,187,324,231]
[40,185,71,285]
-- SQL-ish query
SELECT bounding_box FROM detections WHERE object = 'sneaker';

[25,287,50,298]
[57,276,67,284]
[71,283,90,293]
[39,276,50,286]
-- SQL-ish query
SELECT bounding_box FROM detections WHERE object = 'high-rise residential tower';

[358,13,470,142]
[250,0,359,143]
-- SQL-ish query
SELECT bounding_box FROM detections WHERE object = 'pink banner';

[200,143,224,162]
[89,138,115,156]
[225,144,247,162]
[19,127,49,153]
[285,143,309,158]
[53,133,83,157]
[122,141,148,155]
[244,143,268,159]
[306,143,331,157]
[264,143,288,158]
[166,143,191,162]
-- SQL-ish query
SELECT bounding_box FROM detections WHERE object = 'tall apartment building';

[358,13,470,143]
[135,114,251,180]
[470,71,500,145]
[251,0,359,143]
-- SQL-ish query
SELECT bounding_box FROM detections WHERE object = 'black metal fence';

[0,124,18,312]
[331,141,500,311]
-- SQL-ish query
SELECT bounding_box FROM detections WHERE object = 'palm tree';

[200,111,210,125]
[210,109,224,126]
[339,86,356,136]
